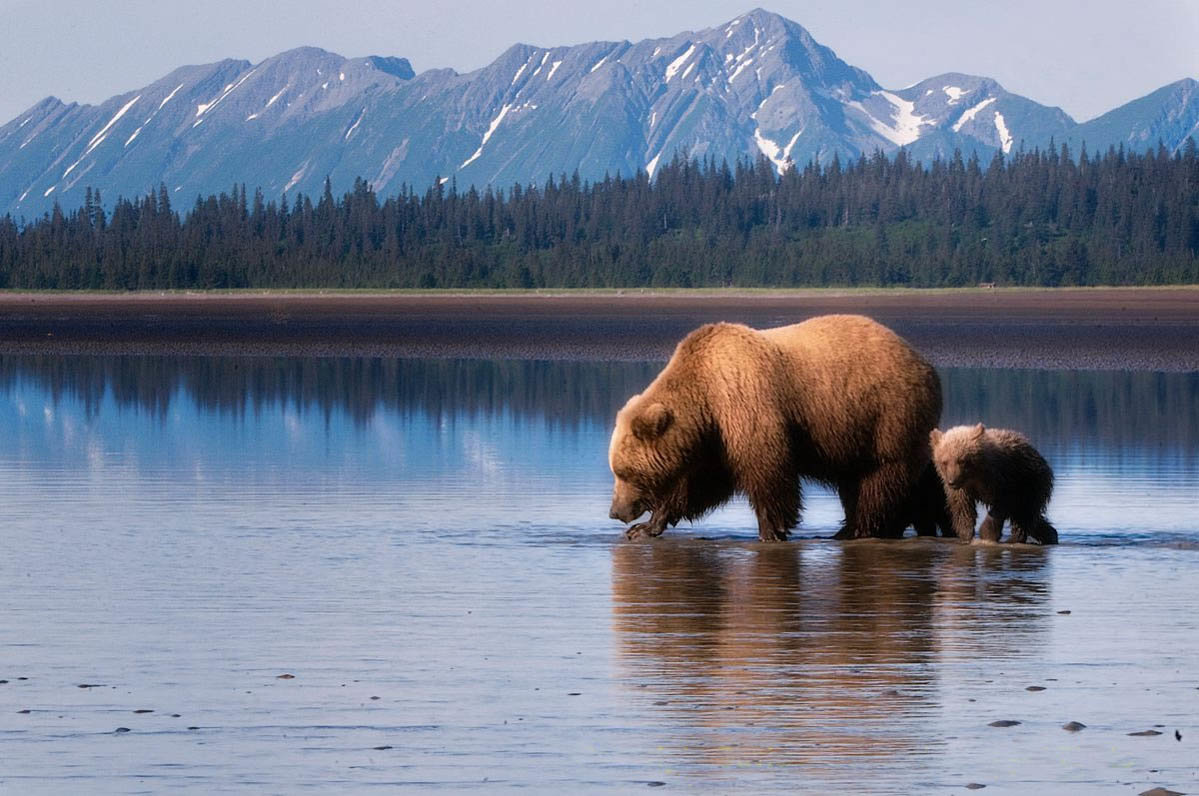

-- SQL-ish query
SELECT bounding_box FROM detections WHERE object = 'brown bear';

[608,315,943,542]
[930,424,1058,544]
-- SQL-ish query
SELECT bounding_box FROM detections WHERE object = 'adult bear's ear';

[929,428,942,447]
[972,423,985,439]
[632,402,673,440]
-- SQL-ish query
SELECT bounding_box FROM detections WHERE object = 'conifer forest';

[2,141,1197,290]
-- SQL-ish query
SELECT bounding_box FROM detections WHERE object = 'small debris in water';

[1128,729,1163,736]
[370,696,380,701]
[171,714,181,718]
[187,726,199,730]
[647,783,667,788]
[114,727,131,733]
[0,680,8,684]
[77,683,104,689]
[568,692,581,696]
[1175,730,1182,741]
[1057,610,1072,615]
[988,720,1021,727]
[17,709,31,714]
[373,745,392,751]
[1062,721,1087,732]
[1026,686,1046,692]
[132,709,153,714]
[276,674,295,679]
[965,785,986,790]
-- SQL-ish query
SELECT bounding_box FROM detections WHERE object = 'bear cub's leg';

[1009,516,1058,545]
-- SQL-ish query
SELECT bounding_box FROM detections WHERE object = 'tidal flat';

[1,290,1197,793]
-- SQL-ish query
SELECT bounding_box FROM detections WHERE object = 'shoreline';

[1,287,1197,371]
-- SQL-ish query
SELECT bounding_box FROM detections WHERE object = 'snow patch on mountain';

[61,93,142,179]
[158,84,184,111]
[994,112,1013,153]
[952,96,997,132]
[729,58,753,83]
[511,60,529,85]
[345,109,366,141]
[87,94,141,155]
[194,68,256,126]
[461,104,512,170]
[284,162,309,192]
[665,45,696,82]
[851,92,929,146]
[754,128,803,173]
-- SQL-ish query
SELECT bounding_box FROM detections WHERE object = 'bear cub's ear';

[972,422,986,439]
[929,428,943,447]
[632,402,673,440]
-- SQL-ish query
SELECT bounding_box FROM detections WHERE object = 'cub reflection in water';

[611,540,1052,770]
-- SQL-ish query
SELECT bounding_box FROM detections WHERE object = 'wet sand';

[0,287,1197,369]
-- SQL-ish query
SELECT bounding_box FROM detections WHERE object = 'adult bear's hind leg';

[838,460,915,539]
[979,512,1006,542]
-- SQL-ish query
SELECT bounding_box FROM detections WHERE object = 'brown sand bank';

[0,288,1196,370]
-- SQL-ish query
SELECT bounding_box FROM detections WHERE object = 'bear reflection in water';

[611,539,1051,768]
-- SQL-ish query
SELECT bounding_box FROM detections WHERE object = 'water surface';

[1,356,1196,793]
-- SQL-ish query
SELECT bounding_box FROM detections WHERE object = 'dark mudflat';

[0,289,1197,370]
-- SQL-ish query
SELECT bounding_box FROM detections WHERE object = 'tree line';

[1,139,1197,289]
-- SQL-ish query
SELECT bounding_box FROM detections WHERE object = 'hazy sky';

[2,0,1196,124]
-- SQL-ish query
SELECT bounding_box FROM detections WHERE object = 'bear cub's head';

[929,423,987,490]
[608,396,680,523]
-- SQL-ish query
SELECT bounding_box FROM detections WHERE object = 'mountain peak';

[365,56,415,80]
[0,12,1193,217]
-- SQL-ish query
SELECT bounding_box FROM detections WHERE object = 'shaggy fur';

[930,424,1058,544]
[906,460,955,537]
[608,315,943,542]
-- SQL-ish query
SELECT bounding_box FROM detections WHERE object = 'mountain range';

[2,8,1197,218]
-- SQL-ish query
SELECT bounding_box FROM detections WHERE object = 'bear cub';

[930,423,1058,544]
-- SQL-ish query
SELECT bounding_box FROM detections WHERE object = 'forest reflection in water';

[0,353,1196,460]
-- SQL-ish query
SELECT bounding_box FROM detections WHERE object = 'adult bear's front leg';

[625,511,669,540]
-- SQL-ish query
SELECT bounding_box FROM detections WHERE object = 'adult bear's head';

[607,395,688,523]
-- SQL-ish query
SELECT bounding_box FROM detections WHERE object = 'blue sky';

[2,1,1196,124]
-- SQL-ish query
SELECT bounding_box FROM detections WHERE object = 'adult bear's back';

[760,314,942,468]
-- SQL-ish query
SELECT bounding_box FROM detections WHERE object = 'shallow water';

[1,356,1197,794]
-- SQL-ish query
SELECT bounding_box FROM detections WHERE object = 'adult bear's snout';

[609,497,643,523]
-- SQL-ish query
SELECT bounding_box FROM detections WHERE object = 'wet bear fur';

[930,424,1058,544]
[608,315,943,542]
